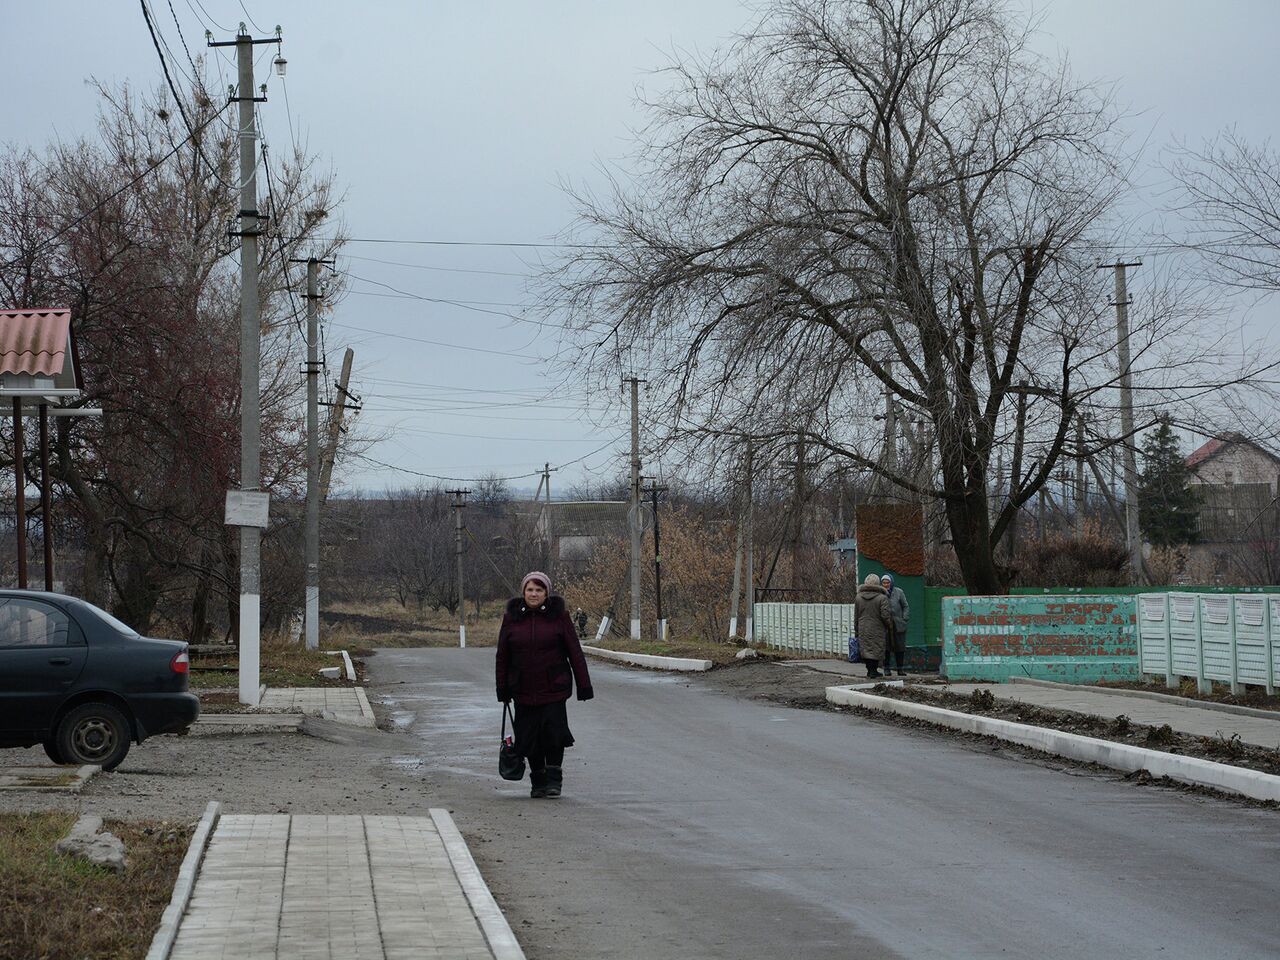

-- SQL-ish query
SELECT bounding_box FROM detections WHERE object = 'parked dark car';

[0,591,198,770]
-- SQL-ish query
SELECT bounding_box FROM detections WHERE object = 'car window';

[0,599,75,648]
[76,603,140,638]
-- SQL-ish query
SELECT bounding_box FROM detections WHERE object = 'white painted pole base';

[595,616,611,642]
[630,618,641,641]
[728,616,738,639]
[745,616,754,644]
[239,593,260,706]
[459,624,466,649]
[658,619,669,641]
[304,585,319,651]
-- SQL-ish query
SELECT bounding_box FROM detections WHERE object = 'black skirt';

[513,700,575,758]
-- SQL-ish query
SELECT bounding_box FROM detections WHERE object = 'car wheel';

[56,702,131,771]
[42,738,68,765]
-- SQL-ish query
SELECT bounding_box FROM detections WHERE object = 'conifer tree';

[1138,419,1201,546]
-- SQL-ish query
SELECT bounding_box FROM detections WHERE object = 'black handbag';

[499,703,525,781]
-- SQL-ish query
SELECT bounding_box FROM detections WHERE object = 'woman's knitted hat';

[521,571,551,594]
[864,573,880,587]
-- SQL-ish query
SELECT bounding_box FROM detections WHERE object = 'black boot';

[545,765,563,798]
[530,766,548,799]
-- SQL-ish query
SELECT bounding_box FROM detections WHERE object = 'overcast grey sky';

[3,1,1277,495]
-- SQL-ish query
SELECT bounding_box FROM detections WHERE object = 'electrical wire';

[238,0,265,34]
[326,320,543,359]
[164,0,200,81]
[0,101,231,269]
[353,436,623,484]
[184,0,229,32]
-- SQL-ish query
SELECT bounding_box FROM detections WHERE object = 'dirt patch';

[0,811,191,960]
[191,642,367,689]
[691,659,847,706]
[589,635,782,667]
[868,683,1280,777]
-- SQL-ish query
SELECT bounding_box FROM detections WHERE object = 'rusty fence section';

[942,595,1139,683]
[1137,593,1279,695]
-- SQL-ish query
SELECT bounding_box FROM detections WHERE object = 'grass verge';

[191,640,364,689]
[0,812,191,960]
[322,599,503,649]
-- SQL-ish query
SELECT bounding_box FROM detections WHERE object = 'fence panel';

[1137,593,1171,678]
[1169,594,1201,683]
[755,602,858,657]
[1234,596,1269,689]
[1198,596,1234,685]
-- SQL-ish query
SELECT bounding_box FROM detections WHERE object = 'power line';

[238,0,266,34]
[354,436,623,484]
[0,101,231,270]
[342,253,531,278]
[184,0,229,32]
[326,320,543,358]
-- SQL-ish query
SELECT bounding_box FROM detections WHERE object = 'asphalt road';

[367,648,1280,960]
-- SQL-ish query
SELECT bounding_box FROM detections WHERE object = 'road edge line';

[144,799,221,960]
[582,645,713,672]
[826,686,1280,803]
[429,808,527,960]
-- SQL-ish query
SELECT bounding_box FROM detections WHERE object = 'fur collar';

[506,594,565,620]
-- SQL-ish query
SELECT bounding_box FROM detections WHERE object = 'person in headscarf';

[854,573,894,679]
[880,573,910,677]
[495,571,593,798]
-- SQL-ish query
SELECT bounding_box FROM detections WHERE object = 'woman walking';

[495,571,593,798]
[855,573,894,679]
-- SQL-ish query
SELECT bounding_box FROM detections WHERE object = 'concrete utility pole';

[644,482,669,640]
[624,377,644,641]
[543,461,553,576]
[728,484,744,639]
[211,24,278,705]
[294,256,331,651]
[319,347,356,503]
[1102,261,1145,584]
[449,489,469,647]
[13,399,26,589]
[791,433,805,590]
[1075,414,1088,538]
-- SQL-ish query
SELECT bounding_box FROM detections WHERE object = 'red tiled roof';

[0,309,71,377]
[1185,437,1227,469]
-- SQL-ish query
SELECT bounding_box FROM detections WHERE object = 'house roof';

[1185,432,1280,470]
[0,309,72,377]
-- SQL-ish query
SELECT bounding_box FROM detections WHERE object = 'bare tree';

[552,0,1259,593]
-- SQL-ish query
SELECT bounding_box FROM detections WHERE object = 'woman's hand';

[577,686,594,701]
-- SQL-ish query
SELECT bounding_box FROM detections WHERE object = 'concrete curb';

[190,714,303,735]
[826,686,1280,803]
[429,808,527,960]
[0,763,100,793]
[582,645,713,672]
[1008,676,1280,723]
[145,800,220,960]
[325,649,359,681]
[355,686,376,724]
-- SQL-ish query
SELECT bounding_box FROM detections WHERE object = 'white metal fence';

[753,602,855,657]
[1137,592,1279,694]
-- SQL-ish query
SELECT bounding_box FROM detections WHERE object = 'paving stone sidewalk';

[259,687,376,727]
[947,682,1280,749]
[170,814,496,960]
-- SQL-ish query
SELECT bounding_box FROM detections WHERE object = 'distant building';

[521,500,629,571]
[1183,434,1280,579]
[828,537,857,569]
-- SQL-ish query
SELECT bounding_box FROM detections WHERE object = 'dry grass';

[0,812,191,960]
[1096,677,1280,712]
[322,598,504,648]
[191,638,363,689]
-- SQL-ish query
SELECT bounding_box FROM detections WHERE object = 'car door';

[0,598,88,738]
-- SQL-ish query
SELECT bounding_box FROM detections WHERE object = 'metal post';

[626,377,642,641]
[304,258,320,650]
[39,403,52,591]
[646,483,668,640]
[450,489,468,647]
[236,28,261,704]
[1104,261,1144,584]
[12,397,26,589]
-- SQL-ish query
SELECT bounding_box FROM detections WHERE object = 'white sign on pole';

[224,490,271,528]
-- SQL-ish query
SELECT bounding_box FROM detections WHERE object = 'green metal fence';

[1137,592,1279,694]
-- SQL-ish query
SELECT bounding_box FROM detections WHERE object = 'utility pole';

[791,433,805,590]
[543,461,553,576]
[644,482,669,640]
[449,489,469,647]
[39,404,52,591]
[211,24,277,705]
[624,377,644,641]
[728,483,744,639]
[744,440,755,642]
[293,256,332,651]
[1075,414,1088,538]
[1101,260,1145,584]
[319,348,356,503]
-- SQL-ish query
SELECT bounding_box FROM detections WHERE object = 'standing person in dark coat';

[854,574,893,679]
[495,571,593,798]
[881,573,910,677]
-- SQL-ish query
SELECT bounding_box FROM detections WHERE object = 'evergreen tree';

[1138,420,1201,546]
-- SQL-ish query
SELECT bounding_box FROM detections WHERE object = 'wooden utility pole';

[449,489,469,648]
[319,347,355,503]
